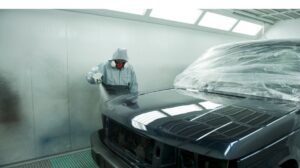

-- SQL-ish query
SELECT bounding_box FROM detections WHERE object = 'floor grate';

[8,150,98,168]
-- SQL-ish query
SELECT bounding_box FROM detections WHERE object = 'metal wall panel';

[29,15,70,156]
[0,10,70,165]
[66,15,104,149]
[0,11,36,165]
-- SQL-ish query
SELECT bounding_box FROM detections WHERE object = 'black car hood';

[104,89,300,160]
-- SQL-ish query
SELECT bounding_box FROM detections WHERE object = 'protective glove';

[92,73,103,84]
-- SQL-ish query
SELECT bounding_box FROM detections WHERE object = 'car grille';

[106,118,155,165]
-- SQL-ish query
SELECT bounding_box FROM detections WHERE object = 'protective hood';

[112,48,128,61]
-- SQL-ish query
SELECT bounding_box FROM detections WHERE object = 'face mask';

[116,62,125,70]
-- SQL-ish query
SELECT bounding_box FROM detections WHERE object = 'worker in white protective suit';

[86,48,138,99]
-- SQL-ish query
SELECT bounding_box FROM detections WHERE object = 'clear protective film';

[174,40,300,101]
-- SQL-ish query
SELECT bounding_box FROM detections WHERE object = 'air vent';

[247,113,272,126]
[193,113,221,123]
[161,120,213,139]
[223,125,248,137]
[161,105,281,141]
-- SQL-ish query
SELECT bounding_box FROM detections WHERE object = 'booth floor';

[6,149,98,168]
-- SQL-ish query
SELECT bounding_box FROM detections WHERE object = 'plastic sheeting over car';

[174,40,300,101]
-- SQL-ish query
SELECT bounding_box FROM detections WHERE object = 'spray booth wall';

[0,10,249,165]
[263,18,300,39]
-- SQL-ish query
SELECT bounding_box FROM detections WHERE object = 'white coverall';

[86,48,138,95]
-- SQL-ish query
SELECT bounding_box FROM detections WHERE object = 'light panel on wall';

[106,8,147,15]
[150,9,203,24]
[198,12,238,31]
[232,20,263,36]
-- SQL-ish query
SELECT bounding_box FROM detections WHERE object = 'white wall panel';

[264,18,300,39]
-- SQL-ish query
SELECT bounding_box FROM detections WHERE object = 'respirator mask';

[111,60,128,70]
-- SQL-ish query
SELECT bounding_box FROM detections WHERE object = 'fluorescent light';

[198,12,238,31]
[232,20,263,36]
[150,9,203,24]
[106,8,147,15]
[162,104,202,116]
[199,101,221,109]
[131,111,167,131]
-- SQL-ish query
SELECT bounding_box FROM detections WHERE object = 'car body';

[91,40,300,168]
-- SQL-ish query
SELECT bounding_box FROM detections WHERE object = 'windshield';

[174,40,300,101]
